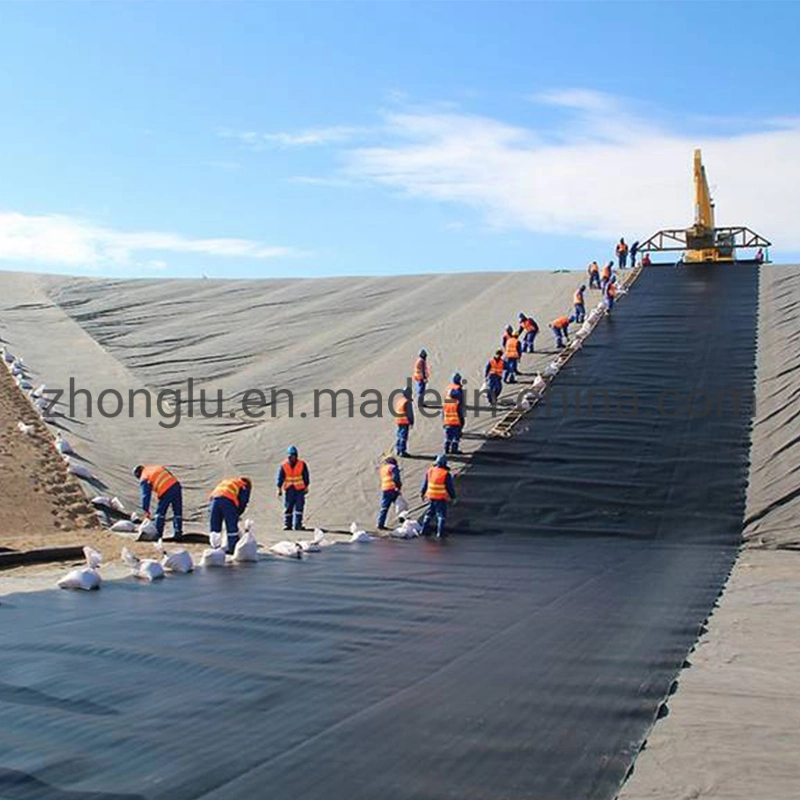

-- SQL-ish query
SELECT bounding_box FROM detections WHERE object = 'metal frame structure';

[639,226,771,254]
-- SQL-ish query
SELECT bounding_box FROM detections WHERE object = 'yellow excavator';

[640,149,770,264]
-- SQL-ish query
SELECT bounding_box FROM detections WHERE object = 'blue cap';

[419,349,427,357]
[452,373,462,384]
[435,454,448,468]
[287,445,298,457]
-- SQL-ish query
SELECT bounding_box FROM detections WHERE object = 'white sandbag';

[91,495,114,509]
[16,377,32,391]
[391,518,422,539]
[110,496,125,513]
[543,362,559,378]
[209,531,224,550]
[137,518,160,541]
[2,348,13,363]
[54,433,73,455]
[271,540,303,559]
[16,421,34,435]
[11,364,24,377]
[519,397,531,412]
[297,528,326,552]
[349,523,374,544]
[33,396,51,413]
[110,519,137,533]
[394,494,409,516]
[233,531,259,562]
[65,458,93,480]
[201,548,227,567]
[532,374,546,392]
[138,560,165,581]
[570,339,583,351]
[57,546,102,591]
[161,549,194,574]
[479,380,488,394]
[121,547,165,581]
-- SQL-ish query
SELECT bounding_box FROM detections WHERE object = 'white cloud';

[217,125,365,150]
[344,94,800,248]
[0,212,299,270]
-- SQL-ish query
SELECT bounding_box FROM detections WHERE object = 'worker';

[755,248,765,265]
[276,445,310,531]
[642,252,652,267]
[601,261,613,291]
[518,313,539,353]
[208,476,252,554]
[604,276,618,313]
[133,464,183,541]
[503,329,521,383]
[393,385,415,457]
[501,324,514,348]
[630,240,640,268]
[420,454,457,538]
[616,238,629,269]
[550,316,571,349]
[573,285,587,323]
[377,456,402,530]
[413,349,431,403]
[484,349,505,404]
[442,388,465,454]
[588,261,601,290]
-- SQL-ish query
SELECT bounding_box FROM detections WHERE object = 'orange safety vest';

[380,463,399,492]
[425,466,450,501]
[573,289,584,305]
[616,242,628,255]
[413,357,429,382]
[140,465,178,498]
[589,262,599,274]
[446,382,461,396]
[443,399,462,428]
[553,316,570,330]
[488,356,504,376]
[394,396,410,426]
[210,477,246,507]
[280,459,307,491]
[504,335,520,359]
[601,264,612,280]
[607,282,617,298]
[522,318,536,333]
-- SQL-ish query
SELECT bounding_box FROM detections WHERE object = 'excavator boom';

[639,149,770,264]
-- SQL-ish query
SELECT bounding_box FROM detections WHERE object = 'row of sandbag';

[57,516,425,591]
[2,343,95,483]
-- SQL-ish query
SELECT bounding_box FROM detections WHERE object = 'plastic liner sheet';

[0,265,758,800]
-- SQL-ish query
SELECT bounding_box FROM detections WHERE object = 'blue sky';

[0,1,798,278]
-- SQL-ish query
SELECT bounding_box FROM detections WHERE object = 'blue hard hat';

[452,373,462,384]
[435,454,448,468]
[287,445,298,457]
[419,349,427,357]
[580,284,586,291]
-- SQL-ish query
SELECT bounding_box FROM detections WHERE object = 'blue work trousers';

[155,483,183,538]
[422,500,449,537]
[283,488,306,530]
[396,424,410,456]
[377,490,399,529]
[209,496,240,554]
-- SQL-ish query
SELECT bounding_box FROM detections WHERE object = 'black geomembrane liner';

[0,264,758,800]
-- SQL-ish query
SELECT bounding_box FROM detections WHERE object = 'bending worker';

[573,284,587,323]
[276,445,310,531]
[420,454,457,538]
[503,328,521,383]
[393,385,414,457]
[377,456,402,531]
[413,349,430,404]
[604,276,618,313]
[518,313,538,353]
[484,349,505,404]
[588,260,601,289]
[601,261,613,291]
[133,464,183,541]
[208,476,252,553]
[550,315,571,349]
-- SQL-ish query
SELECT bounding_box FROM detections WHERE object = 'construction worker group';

[133,240,633,544]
